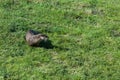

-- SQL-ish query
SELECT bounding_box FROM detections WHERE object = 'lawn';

[0,0,120,80]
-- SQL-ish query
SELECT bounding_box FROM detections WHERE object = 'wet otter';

[25,30,48,46]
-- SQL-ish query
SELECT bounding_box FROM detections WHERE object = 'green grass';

[0,0,120,80]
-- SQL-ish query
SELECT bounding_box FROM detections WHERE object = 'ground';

[0,0,120,80]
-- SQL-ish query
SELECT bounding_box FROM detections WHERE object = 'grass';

[0,0,120,80]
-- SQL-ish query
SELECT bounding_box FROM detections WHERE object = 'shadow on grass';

[32,40,69,51]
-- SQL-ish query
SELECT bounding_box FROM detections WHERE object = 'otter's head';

[38,34,48,42]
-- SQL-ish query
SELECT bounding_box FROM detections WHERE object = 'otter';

[25,30,48,46]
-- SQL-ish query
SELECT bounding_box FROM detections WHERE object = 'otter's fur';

[25,30,48,46]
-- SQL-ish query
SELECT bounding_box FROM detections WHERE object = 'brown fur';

[25,30,48,46]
